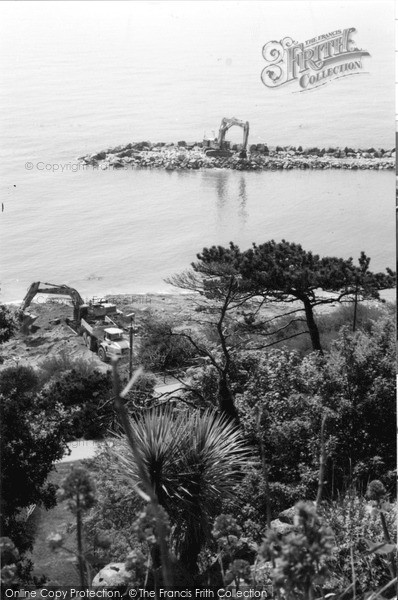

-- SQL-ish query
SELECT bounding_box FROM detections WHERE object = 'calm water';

[0,2,395,302]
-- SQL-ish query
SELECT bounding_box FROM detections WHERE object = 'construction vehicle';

[22,282,86,320]
[21,282,118,321]
[203,117,250,158]
[79,317,130,362]
[20,281,129,361]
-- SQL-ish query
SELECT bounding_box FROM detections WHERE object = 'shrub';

[85,406,251,576]
[321,492,397,595]
[0,365,40,397]
[261,502,334,599]
[0,304,20,344]
[0,389,67,552]
[232,314,395,511]
[36,369,114,440]
[137,313,198,372]
[38,350,98,384]
[251,302,391,356]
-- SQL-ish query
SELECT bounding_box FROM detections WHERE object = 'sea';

[0,1,395,303]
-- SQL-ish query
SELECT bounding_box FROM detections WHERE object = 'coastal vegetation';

[0,304,20,345]
[0,241,396,597]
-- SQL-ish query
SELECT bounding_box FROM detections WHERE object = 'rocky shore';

[78,141,395,171]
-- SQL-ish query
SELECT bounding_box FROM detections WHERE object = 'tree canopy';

[190,240,395,352]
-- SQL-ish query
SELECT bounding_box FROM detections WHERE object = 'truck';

[79,316,130,362]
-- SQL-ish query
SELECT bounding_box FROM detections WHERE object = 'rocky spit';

[78,141,395,171]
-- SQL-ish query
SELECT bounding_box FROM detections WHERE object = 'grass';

[28,462,84,586]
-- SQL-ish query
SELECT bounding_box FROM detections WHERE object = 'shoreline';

[4,287,396,308]
[78,142,395,172]
[2,290,394,372]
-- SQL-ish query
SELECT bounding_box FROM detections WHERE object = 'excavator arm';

[21,282,85,313]
[217,117,250,150]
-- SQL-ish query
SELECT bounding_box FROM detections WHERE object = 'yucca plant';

[107,405,252,576]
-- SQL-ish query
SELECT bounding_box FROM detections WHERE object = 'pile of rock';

[77,142,395,172]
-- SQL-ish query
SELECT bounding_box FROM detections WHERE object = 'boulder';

[278,506,296,524]
[132,142,151,151]
[91,151,106,161]
[270,519,294,535]
[92,563,131,587]
[116,149,135,158]
[109,145,124,153]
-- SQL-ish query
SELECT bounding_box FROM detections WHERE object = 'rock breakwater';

[78,142,395,171]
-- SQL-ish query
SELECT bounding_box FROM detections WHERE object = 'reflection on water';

[215,172,229,209]
[238,176,248,225]
[205,170,249,230]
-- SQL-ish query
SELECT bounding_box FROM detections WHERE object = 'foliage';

[365,481,397,581]
[260,502,334,599]
[38,349,98,384]
[215,496,397,598]
[57,467,97,514]
[0,537,20,586]
[326,318,396,488]
[242,316,394,498]
[0,304,20,344]
[35,369,115,440]
[85,406,251,575]
[254,302,392,356]
[84,449,140,562]
[321,492,397,596]
[0,387,67,552]
[238,241,393,302]
[187,240,394,352]
[0,537,44,586]
[184,361,226,410]
[48,468,97,586]
[0,364,40,397]
[137,312,198,372]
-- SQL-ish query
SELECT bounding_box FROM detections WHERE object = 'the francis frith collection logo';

[261,27,370,92]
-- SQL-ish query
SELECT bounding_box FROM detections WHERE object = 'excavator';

[21,281,129,362]
[203,117,250,158]
[21,281,121,322]
[21,282,85,321]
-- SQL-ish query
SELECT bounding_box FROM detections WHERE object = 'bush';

[0,365,40,397]
[38,350,98,384]
[85,406,251,575]
[253,302,391,356]
[261,502,334,598]
[321,493,397,595]
[0,305,20,344]
[36,369,115,440]
[232,314,395,510]
[0,388,66,552]
[223,467,308,527]
[137,313,198,372]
